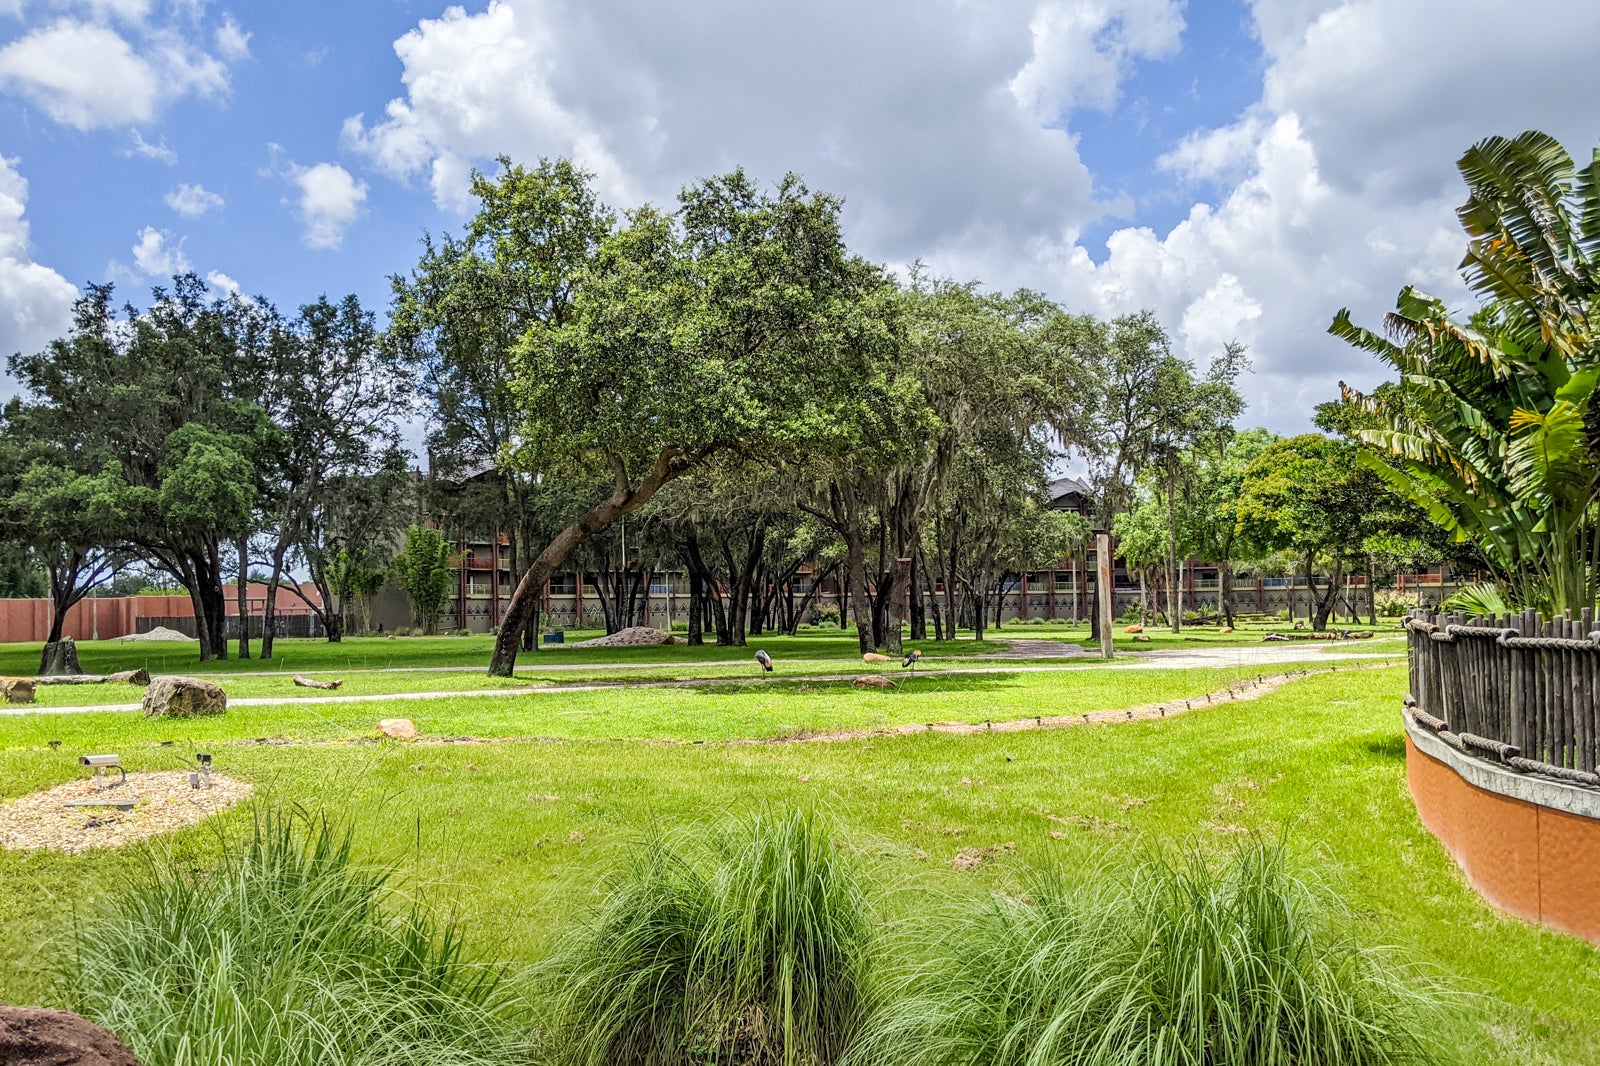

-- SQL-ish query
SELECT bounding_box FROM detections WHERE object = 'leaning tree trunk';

[489,456,690,677]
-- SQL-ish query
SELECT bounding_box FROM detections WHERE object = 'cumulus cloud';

[325,0,1600,429]
[1047,0,1600,425]
[342,0,1176,259]
[0,6,235,131]
[1010,0,1184,118]
[129,224,189,276]
[164,181,223,216]
[0,152,76,367]
[288,161,367,250]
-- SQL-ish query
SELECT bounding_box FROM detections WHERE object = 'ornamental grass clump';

[852,842,1446,1066]
[539,808,874,1066]
[62,807,529,1066]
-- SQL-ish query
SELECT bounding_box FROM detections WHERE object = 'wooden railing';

[1406,608,1600,785]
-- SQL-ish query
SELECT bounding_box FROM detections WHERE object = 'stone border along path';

[0,647,1405,718]
[198,662,1396,750]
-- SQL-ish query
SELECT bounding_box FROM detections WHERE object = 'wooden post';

[1097,533,1114,660]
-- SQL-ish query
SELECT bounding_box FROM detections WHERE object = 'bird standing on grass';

[901,649,922,671]
[755,650,773,673]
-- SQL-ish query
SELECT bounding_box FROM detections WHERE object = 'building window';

[549,573,576,595]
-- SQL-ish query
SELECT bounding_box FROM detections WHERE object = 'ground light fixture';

[191,752,213,789]
[78,754,125,791]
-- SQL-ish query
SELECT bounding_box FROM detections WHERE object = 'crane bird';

[901,649,922,672]
[755,649,773,673]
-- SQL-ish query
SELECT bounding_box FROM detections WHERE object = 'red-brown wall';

[1407,734,1600,945]
[0,584,324,644]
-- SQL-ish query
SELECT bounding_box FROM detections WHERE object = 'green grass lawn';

[0,618,1406,680]
[3,661,1589,1064]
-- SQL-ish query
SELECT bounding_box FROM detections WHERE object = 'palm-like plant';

[1331,131,1599,614]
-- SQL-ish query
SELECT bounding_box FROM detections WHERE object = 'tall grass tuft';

[62,806,529,1066]
[539,808,874,1066]
[851,842,1447,1066]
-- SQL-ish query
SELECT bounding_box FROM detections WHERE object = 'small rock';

[1123,623,1143,634]
[1132,634,1153,643]
[0,1005,144,1065]
[141,676,226,718]
[1218,626,1234,635]
[853,675,896,689]
[106,669,151,686]
[862,652,891,663]
[1,677,37,703]
[378,718,417,739]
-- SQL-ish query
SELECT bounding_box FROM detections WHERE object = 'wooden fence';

[1405,607,1600,785]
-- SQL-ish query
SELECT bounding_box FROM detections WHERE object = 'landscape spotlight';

[79,754,125,790]
[196,752,212,789]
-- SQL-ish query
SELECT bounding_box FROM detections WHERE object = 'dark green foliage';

[62,807,528,1066]
[852,843,1446,1066]
[539,809,874,1066]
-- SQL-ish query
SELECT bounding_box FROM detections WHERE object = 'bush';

[539,809,874,1066]
[851,842,1445,1066]
[1375,592,1418,617]
[451,627,474,637]
[63,808,529,1066]
[391,625,411,637]
[670,620,689,632]
[812,604,842,628]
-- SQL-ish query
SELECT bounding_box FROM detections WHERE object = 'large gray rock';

[0,1005,143,1065]
[141,676,227,718]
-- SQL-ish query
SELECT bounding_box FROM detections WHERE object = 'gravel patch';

[0,771,251,853]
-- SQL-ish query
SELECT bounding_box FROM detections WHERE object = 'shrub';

[851,842,1446,1066]
[670,620,689,632]
[391,625,411,637]
[539,809,874,1066]
[451,627,474,637]
[1374,592,1418,617]
[63,807,529,1066]
[812,605,841,627]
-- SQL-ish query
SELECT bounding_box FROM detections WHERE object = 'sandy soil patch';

[0,771,251,853]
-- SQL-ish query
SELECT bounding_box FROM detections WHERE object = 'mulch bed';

[0,771,251,854]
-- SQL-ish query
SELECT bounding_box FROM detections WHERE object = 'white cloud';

[129,224,189,276]
[0,19,161,128]
[1010,0,1184,118]
[125,128,177,164]
[288,161,367,250]
[328,0,1600,430]
[1047,0,1600,427]
[205,268,239,295]
[164,181,222,216]
[0,6,235,131]
[214,13,248,61]
[342,0,1167,256]
[0,152,76,366]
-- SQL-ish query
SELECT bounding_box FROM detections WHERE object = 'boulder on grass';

[1,677,36,703]
[1123,624,1143,634]
[107,668,151,686]
[378,718,417,739]
[0,1005,143,1065]
[862,652,891,663]
[141,676,226,718]
[853,675,896,689]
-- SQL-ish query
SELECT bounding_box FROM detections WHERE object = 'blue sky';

[3,0,1599,430]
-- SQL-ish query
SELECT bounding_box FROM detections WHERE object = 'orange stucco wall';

[1407,734,1600,944]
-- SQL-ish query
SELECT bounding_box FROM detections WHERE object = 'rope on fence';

[1403,615,1600,650]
